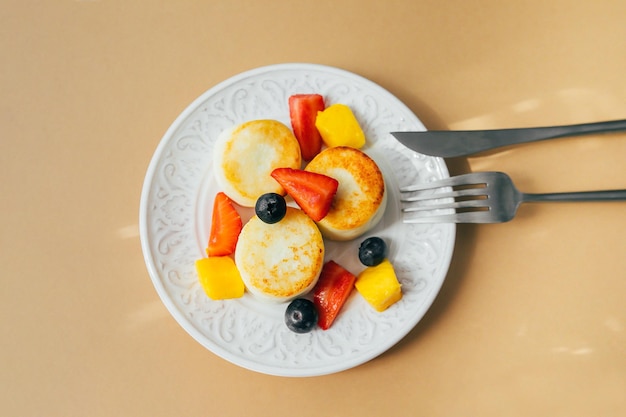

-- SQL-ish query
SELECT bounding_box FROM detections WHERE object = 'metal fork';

[401,171,626,223]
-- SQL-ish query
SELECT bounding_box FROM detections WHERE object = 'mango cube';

[355,259,402,312]
[195,256,245,300]
[315,103,365,148]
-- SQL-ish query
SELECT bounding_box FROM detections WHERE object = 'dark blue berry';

[285,298,318,333]
[255,193,287,224]
[358,236,387,266]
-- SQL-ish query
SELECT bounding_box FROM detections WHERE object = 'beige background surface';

[2,1,625,416]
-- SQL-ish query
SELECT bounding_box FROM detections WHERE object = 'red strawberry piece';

[270,167,338,222]
[288,94,325,161]
[206,192,243,257]
[313,261,356,330]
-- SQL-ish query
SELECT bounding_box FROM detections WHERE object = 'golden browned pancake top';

[214,119,301,207]
[235,207,324,301]
[306,146,385,231]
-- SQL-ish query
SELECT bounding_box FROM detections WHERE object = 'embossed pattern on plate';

[139,63,455,377]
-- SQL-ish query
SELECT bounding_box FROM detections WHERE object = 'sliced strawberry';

[313,261,356,330]
[289,94,325,161]
[270,167,338,222]
[206,192,243,257]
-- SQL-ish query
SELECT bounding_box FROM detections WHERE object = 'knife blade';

[391,119,626,158]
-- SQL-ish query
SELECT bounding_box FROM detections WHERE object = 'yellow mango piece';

[315,103,365,148]
[355,259,402,312]
[195,256,245,300]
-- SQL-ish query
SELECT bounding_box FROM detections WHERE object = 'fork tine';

[403,210,496,224]
[400,172,505,223]
[402,198,490,212]
[401,187,487,202]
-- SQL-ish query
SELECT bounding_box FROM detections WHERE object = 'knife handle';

[496,119,626,146]
[399,118,626,157]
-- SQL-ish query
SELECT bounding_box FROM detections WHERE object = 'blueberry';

[255,193,287,224]
[284,298,318,333]
[358,236,387,266]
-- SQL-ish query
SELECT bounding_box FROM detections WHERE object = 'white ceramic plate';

[139,63,455,377]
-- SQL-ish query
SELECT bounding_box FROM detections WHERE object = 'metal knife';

[391,119,626,158]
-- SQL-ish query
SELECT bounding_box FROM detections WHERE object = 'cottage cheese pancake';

[213,120,301,207]
[235,207,324,303]
[305,146,386,241]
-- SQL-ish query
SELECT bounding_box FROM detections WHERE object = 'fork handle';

[523,189,626,202]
